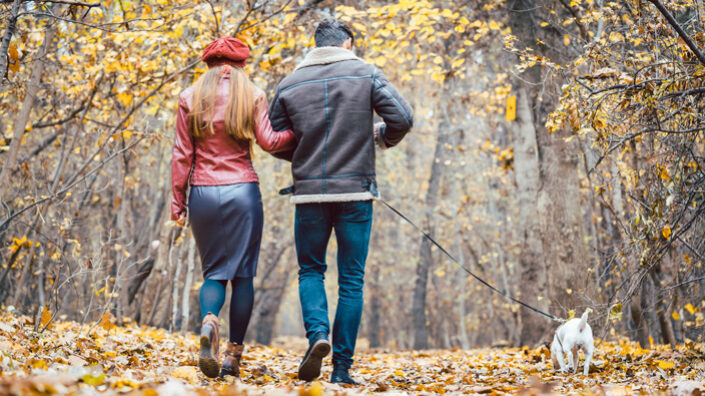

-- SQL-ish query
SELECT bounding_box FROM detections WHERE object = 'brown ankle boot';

[198,313,220,378]
[220,342,244,378]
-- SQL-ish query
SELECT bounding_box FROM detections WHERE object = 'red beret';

[202,37,250,68]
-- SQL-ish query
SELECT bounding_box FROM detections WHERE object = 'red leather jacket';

[171,74,296,220]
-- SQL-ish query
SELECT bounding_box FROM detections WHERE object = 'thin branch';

[205,0,220,36]
[296,0,325,16]
[0,0,22,82]
[646,0,705,67]
[667,276,705,290]
[18,12,167,33]
[235,0,295,34]
[32,103,87,129]
[557,0,589,42]
[0,135,145,231]
[37,0,99,6]
[661,87,705,99]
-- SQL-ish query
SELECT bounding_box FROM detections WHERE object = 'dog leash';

[278,182,562,323]
[376,197,563,323]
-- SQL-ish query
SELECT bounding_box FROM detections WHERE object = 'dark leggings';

[199,277,254,344]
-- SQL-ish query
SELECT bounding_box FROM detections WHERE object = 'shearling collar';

[295,46,361,70]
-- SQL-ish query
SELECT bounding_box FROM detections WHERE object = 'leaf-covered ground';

[0,312,704,395]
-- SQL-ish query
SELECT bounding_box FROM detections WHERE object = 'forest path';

[0,311,703,395]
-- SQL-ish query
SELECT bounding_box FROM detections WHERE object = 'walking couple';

[171,18,414,384]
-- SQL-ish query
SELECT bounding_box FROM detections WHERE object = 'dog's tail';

[579,310,589,331]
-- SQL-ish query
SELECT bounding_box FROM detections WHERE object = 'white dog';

[550,310,594,375]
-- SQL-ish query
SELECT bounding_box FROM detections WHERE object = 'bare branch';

[557,0,589,42]
[37,0,99,6]
[296,0,325,17]
[0,0,22,82]
[646,0,705,67]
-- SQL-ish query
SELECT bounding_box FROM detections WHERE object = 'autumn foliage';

[1,311,705,395]
[1,0,704,394]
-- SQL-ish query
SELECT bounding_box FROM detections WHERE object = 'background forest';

[1,0,704,355]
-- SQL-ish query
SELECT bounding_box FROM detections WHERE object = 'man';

[269,18,413,384]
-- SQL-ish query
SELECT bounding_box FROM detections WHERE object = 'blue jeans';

[295,200,373,371]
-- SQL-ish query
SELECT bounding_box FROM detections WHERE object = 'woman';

[171,36,296,379]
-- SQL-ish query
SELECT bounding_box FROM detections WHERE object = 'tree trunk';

[650,268,676,346]
[0,0,22,81]
[181,235,196,335]
[509,0,589,343]
[248,244,290,345]
[0,9,58,201]
[511,88,549,345]
[630,286,651,348]
[171,240,185,332]
[411,120,447,350]
[367,263,382,348]
[535,119,589,320]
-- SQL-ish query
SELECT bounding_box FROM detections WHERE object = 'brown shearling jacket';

[269,46,414,204]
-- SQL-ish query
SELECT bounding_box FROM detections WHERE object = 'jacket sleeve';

[267,87,296,161]
[371,69,414,148]
[253,91,297,154]
[171,96,193,221]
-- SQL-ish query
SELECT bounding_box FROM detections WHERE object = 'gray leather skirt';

[188,182,263,280]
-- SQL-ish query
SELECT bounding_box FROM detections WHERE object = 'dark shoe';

[220,342,244,378]
[330,369,358,385]
[298,333,331,381]
[198,313,220,378]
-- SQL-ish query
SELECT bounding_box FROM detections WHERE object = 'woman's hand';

[176,213,187,227]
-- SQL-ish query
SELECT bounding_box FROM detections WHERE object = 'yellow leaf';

[609,303,623,321]
[40,306,52,328]
[171,366,199,382]
[82,374,106,386]
[352,22,366,33]
[540,22,549,27]
[431,71,445,84]
[568,309,576,319]
[30,359,48,370]
[9,43,18,61]
[301,381,323,396]
[99,312,116,331]
[662,225,671,239]
[609,31,624,42]
[505,95,516,122]
[113,378,139,388]
[8,44,19,73]
[489,20,500,30]
[395,370,405,377]
[451,58,465,69]
[122,130,132,140]
[657,360,675,370]
[672,311,680,320]
[659,166,671,181]
[564,35,570,46]
[116,92,132,107]
[685,303,697,315]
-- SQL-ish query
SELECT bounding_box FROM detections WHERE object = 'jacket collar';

[295,46,361,71]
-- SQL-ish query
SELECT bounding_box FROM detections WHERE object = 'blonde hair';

[189,65,255,150]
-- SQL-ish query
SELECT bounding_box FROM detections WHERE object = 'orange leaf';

[40,306,52,329]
